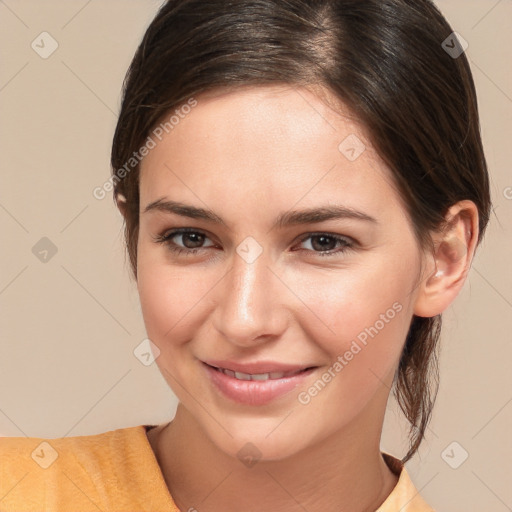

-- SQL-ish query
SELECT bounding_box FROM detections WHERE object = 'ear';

[115,192,128,219]
[413,200,479,318]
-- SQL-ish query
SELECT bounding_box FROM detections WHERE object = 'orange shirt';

[0,425,434,511]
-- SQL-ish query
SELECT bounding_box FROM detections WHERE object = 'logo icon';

[441,441,469,469]
[31,441,59,469]
[32,237,58,263]
[133,338,161,366]
[441,32,468,59]
[338,134,366,161]
[236,236,263,264]
[31,32,59,59]
[237,442,262,468]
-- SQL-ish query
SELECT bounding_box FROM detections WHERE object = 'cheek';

[138,268,196,340]
[291,259,414,351]
[292,270,411,424]
[136,248,219,356]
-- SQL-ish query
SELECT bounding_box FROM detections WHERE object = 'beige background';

[0,0,511,509]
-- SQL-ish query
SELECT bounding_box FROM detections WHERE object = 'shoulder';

[379,453,437,512]
[0,424,144,470]
[0,425,153,509]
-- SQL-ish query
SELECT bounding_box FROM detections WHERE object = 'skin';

[124,84,479,512]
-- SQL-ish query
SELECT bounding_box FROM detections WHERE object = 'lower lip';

[203,363,316,406]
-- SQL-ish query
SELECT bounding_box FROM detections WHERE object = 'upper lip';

[203,360,316,375]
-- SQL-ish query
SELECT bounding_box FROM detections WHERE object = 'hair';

[110,0,491,462]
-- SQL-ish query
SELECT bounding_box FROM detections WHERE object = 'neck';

[152,401,398,512]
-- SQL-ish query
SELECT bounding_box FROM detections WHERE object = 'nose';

[212,249,288,348]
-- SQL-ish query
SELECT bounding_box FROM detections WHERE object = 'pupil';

[184,233,204,248]
[312,235,335,251]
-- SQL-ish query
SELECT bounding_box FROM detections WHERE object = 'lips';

[202,360,318,406]
[203,359,314,376]
[214,367,304,381]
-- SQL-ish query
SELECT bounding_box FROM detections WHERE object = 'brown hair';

[110,0,491,462]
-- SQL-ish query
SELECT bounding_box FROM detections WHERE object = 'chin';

[222,433,307,464]
[201,414,323,464]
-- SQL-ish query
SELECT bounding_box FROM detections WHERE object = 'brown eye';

[154,228,215,255]
[296,233,354,257]
[174,231,206,249]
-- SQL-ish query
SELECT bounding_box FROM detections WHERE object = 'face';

[136,85,426,461]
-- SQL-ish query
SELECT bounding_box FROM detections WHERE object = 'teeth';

[218,368,303,380]
[234,371,253,380]
[251,373,271,381]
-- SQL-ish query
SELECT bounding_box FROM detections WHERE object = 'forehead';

[139,85,403,220]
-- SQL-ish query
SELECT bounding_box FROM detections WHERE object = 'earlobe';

[413,200,479,318]
[115,192,128,218]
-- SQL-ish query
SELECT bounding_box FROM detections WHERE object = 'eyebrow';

[143,199,378,229]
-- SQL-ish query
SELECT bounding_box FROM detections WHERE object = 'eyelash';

[153,228,355,258]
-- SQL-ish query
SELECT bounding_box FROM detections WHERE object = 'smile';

[212,366,307,381]
[202,362,317,406]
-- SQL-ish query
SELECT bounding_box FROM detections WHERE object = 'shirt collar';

[377,453,435,511]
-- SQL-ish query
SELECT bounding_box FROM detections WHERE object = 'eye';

[294,232,354,257]
[154,228,355,258]
[153,228,216,256]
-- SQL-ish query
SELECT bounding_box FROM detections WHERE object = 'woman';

[0,0,491,510]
